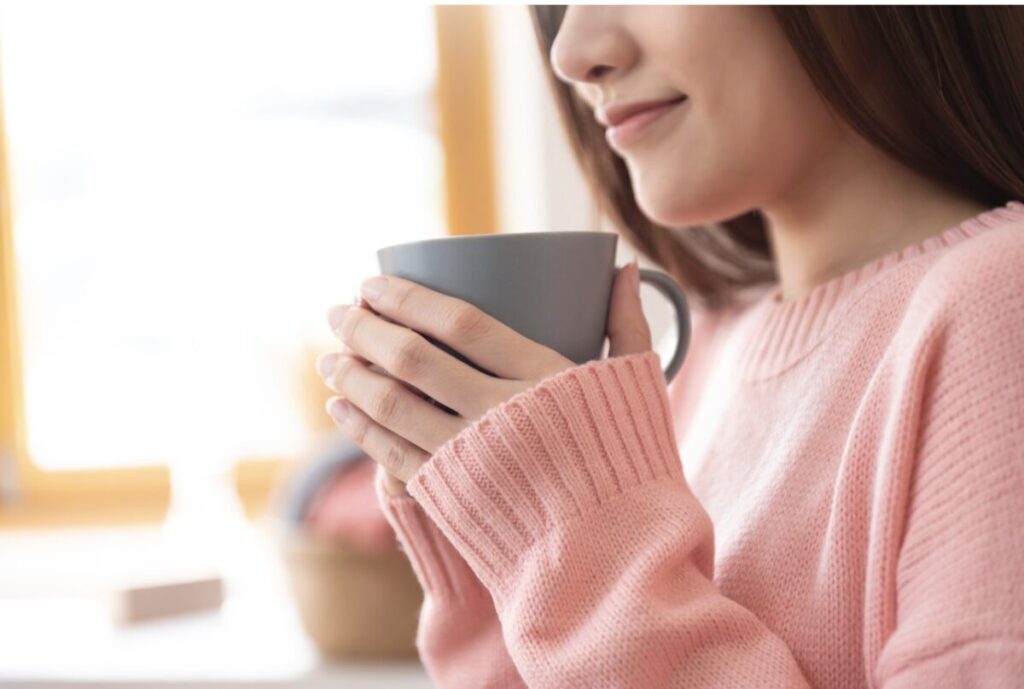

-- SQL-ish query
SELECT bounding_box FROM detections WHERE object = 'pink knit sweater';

[375,200,1024,688]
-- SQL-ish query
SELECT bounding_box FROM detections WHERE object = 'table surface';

[0,521,434,688]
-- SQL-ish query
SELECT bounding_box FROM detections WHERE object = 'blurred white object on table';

[0,524,432,688]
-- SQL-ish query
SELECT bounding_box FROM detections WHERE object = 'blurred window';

[0,0,445,476]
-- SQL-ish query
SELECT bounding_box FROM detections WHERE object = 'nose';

[549,6,636,86]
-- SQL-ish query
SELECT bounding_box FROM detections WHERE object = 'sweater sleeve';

[374,470,529,688]
[873,242,1024,687]
[371,306,724,688]
[402,350,811,687]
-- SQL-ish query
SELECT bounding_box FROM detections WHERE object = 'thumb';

[607,260,652,358]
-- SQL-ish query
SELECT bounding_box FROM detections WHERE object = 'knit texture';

[377,200,1024,688]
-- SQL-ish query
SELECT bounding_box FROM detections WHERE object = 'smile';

[605,97,688,150]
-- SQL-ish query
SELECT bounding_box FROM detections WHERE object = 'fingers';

[375,464,408,499]
[356,275,571,381]
[325,353,467,454]
[607,261,652,358]
[330,304,506,419]
[327,396,430,484]
[318,343,428,398]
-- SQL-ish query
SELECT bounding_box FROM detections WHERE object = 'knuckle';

[390,334,426,378]
[391,283,415,312]
[371,382,403,425]
[330,356,353,392]
[346,412,368,445]
[383,442,411,478]
[445,304,487,342]
[339,308,363,344]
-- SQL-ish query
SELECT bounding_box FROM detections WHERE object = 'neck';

[760,130,991,303]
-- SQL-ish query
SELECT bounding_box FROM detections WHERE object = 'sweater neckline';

[733,199,1024,381]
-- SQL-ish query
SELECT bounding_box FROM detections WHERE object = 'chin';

[632,168,751,228]
[628,157,704,226]
[633,180,691,227]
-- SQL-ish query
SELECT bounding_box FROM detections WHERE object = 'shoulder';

[924,215,1024,307]
[908,216,1024,340]
[878,214,1024,429]
[907,217,1024,432]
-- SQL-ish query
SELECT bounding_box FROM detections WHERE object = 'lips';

[598,95,688,128]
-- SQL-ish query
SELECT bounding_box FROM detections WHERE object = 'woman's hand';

[316,259,650,497]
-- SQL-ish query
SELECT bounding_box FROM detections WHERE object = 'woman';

[316,6,1024,687]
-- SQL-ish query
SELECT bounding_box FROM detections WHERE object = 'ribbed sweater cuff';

[375,480,488,606]
[405,350,686,602]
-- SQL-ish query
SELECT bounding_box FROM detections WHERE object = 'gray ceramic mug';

[376,231,690,390]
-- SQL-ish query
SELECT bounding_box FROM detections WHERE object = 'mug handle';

[637,268,691,383]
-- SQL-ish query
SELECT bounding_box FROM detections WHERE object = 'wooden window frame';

[0,6,495,528]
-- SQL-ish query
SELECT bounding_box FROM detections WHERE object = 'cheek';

[623,5,845,226]
[726,70,847,204]
[625,102,757,226]
[627,70,844,227]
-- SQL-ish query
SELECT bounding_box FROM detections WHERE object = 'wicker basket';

[279,528,424,659]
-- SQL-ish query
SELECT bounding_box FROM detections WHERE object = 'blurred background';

[0,2,676,686]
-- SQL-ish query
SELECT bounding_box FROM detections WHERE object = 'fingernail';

[327,398,350,424]
[316,352,338,379]
[360,276,388,303]
[327,304,350,332]
[631,260,641,296]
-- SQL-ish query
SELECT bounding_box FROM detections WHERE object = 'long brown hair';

[530,6,1024,311]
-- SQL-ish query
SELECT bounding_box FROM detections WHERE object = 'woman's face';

[549,6,848,227]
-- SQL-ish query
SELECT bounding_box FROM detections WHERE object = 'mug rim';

[377,230,617,255]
